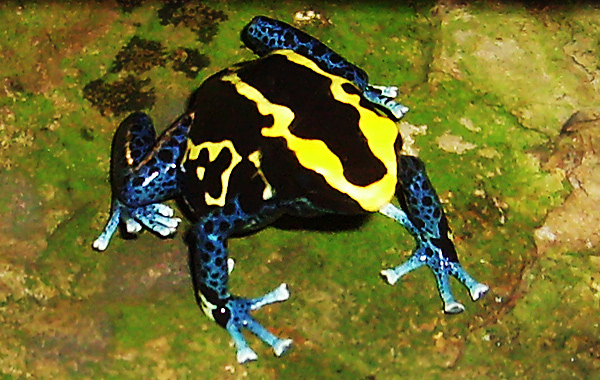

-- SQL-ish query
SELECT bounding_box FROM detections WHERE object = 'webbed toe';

[224,283,292,363]
[382,243,488,313]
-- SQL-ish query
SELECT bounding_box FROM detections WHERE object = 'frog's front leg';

[379,155,489,314]
[191,200,292,363]
[241,16,408,119]
[93,112,193,251]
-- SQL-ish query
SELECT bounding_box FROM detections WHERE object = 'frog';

[93,16,489,363]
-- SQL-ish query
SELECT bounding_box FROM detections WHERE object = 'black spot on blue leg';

[218,221,230,232]
[214,257,223,267]
[204,220,215,234]
[157,149,173,163]
[422,196,433,207]
[204,241,215,252]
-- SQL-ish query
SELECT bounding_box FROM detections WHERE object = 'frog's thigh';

[112,112,157,168]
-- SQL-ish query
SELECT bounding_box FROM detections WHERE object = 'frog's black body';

[94,16,488,363]
[183,51,398,216]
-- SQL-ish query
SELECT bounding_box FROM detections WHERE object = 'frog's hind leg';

[241,16,408,119]
[93,112,192,251]
[190,199,292,363]
[379,155,488,313]
[242,16,369,89]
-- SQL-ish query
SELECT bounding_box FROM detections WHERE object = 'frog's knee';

[112,112,156,167]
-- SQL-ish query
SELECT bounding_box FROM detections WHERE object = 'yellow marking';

[187,139,242,206]
[199,292,216,321]
[125,144,134,166]
[248,150,274,200]
[222,54,398,212]
[196,166,206,181]
[180,141,188,169]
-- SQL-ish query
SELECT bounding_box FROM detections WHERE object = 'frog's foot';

[225,283,292,363]
[381,245,489,314]
[92,199,180,251]
[129,203,180,236]
[364,85,409,120]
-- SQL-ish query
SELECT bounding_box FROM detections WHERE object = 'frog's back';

[182,51,400,216]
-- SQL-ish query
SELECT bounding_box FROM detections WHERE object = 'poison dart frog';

[93,16,489,363]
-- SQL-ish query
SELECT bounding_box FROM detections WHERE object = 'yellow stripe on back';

[222,52,398,212]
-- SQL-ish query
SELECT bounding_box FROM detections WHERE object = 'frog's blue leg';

[191,199,292,363]
[241,16,409,119]
[93,112,193,251]
[379,155,489,314]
